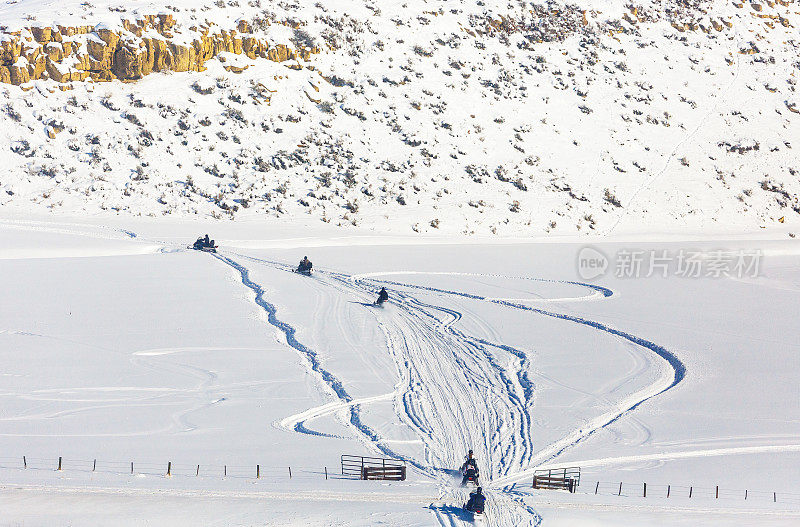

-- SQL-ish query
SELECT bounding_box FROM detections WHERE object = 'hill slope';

[1,0,798,236]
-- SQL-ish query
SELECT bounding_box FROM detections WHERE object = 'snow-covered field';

[2,0,799,523]
[1,214,798,526]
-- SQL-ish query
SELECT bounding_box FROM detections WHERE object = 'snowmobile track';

[210,253,421,467]
[210,256,684,527]
[347,272,685,490]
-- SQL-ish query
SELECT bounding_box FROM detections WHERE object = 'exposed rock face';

[0,15,318,86]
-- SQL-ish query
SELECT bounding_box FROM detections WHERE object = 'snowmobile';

[461,450,480,486]
[374,287,389,306]
[296,257,313,275]
[461,466,480,486]
[464,487,486,522]
[191,235,218,253]
[466,505,485,523]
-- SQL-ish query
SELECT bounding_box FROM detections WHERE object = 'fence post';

[196,464,200,477]
[224,465,226,477]
[167,462,171,476]
[715,485,718,499]
[745,489,747,500]
[667,485,670,498]
[23,456,26,469]
[774,492,776,502]
[643,483,646,498]
[131,462,134,475]
[93,459,96,472]
[257,465,260,479]
[618,482,622,496]
[289,467,292,479]
[595,482,599,495]
[325,466,328,480]
[58,457,62,471]
[689,486,693,498]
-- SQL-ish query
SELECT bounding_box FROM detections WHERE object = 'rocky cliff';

[0,15,315,86]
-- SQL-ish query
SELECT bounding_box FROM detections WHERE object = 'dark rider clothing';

[376,288,389,304]
[466,492,486,512]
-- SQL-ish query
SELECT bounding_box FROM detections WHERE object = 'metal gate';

[341,454,406,480]
[533,467,580,492]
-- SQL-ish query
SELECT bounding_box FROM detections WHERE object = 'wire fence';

[0,455,346,482]
[5,455,798,506]
[563,480,800,505]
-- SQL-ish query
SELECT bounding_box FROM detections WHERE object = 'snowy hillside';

[1,0,799,236]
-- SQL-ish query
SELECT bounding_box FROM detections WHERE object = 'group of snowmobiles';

[190,237,390,305]
[461,450,486,520]
[291,255,388,305]
[190,236,483,517]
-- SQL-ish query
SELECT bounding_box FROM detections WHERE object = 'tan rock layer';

[0,15,319,86]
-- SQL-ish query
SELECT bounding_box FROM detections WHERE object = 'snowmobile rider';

[461,449,479,485]
[193,235,211,250]
[461,450,478,472]
[298,256,313,273]
[465,487,486,513]
[376,287,389,305]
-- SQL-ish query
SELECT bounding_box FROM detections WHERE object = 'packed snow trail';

[349,271,685,489]
[209,253,427,470]
[278,393,395,439]
[327,271,651,525]
[219,253,544,525]
[339,270,684,521]
[530,443,800,471]
[0,218,138,241]
[230,255,540,479]
[212,252,682,526]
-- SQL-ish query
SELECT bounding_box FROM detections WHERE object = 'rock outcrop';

[0,14,318,86]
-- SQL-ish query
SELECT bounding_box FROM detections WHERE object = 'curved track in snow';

[344,270,685,522]
[210,253,431,470]
[351,271,685,476]
[211,253,684,527]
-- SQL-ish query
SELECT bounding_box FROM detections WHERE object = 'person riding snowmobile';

[193,234,215,251]
[297,256,313,273]
[461,449,480,486]
[376,287,389,305]
[461,450,478,472]
[465,487,486,514]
